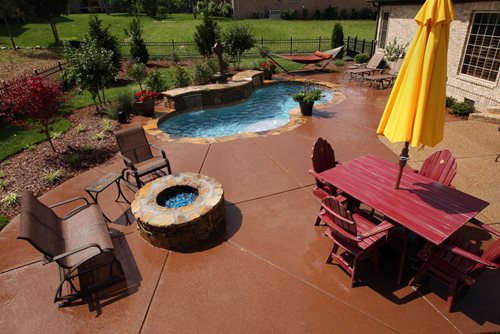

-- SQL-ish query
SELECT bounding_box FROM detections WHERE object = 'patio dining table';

[317,155,489,246]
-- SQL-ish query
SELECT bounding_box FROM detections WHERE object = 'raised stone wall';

[377,1,500,108]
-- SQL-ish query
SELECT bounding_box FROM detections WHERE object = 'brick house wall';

[375,1,500,108]
[231,0,371,19]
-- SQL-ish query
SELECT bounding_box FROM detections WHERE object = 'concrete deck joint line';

[232,186,305,205]
[198,144,212,174]
[138,251,170,334]
[415,287,462,334]
[0,259,41,276]
[225,240,400,333]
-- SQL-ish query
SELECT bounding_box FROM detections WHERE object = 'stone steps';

[469,105,500,124]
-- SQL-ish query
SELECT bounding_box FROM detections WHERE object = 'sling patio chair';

[114,125,172,190]
[318,196,394,287]
[410,220,500,312]
[18,191,124,307]
[266,45,344,75]
[343,52,385,80]
[363,58,404,89]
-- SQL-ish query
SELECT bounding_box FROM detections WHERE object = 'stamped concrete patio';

[0,72,498,333]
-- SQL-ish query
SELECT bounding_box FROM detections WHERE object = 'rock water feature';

[131,173,225,250]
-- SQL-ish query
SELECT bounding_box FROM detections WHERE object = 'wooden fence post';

[362,39,365,54]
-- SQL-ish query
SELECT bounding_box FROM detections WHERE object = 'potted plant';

[261,60,276,80]
[133,90,160,116]
[293,85,323,116]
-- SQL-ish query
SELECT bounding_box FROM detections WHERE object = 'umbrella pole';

[395,141,410,189]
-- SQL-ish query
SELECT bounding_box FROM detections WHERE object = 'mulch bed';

[0,106,122,220]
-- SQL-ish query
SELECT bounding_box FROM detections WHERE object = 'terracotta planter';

[263,70,272,80]
[134,99,154,116]
[298,101,314,116]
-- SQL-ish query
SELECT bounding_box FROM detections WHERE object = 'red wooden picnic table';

[317,155,489,246]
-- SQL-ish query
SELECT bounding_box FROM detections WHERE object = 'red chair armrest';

[358,220,394,240]
[447,245,499,269]
[469,220,500,237]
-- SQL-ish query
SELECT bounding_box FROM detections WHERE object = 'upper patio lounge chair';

[18,191,123,306]
[114,125,172,190]
[344,52,385,80]
[418,149,457,186]
[363,58,404,89]
[266,45,344,75]
[410,220,500,312]
[318,196,394,287]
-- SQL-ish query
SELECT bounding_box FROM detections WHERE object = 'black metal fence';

[0,61,67,94]
[118,36,375,59]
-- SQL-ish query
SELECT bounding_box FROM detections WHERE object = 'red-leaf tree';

[0,76,64,152]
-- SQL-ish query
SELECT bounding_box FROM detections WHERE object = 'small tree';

[385,37,409,61]
[128,61,148,90]
[129,18,149,64]
[0,77,64,152]
[63,41,118,111]
[146,70,166,93]
[31,0,68,45]
[194,14,220,57]
[0,0,24,50]
[331,23,344,58]
[222,23,255,70]
[86,14,121,70]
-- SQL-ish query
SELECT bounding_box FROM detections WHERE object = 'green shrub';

[0,178,8,191]
[281,9,298,20]
[446,96,457,108]
[45,169,63,184]
[0,215,9,231]
[313,10,321,20]
[75,123,87,133]
[331,23,345,58]
[171,65,191,88]
[258,46,270,59]
[354,53,370,63]
[117,91,134,114]
[1,192,19,207]
[452,102,474,116]
[50,131,63,139]
[94,132,106,140]
[146,70,167,93]
[102,119,113,132]
[192,59,215,85]
[128,62,147,90]
[323,5,337,19]
[85,14,121,70]
[222,23,256,70]
[334,59,344,66]
[194,14,220,57]
[129,18,149,64]
[170,53,181,64]
[379,58,389,69]
[385,37,409,62]
[64,153,80,167]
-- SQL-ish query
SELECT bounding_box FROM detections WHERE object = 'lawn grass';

[0,14,375,47]
[0,215,8,231]
[0,119,71,161]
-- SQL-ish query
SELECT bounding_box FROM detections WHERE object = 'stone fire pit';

[131,173,225,250]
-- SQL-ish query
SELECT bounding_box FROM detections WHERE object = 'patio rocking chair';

[410,220,500,312]
[18,191,124,307]
[418,149,457,186]
[114,125,172,190]
[318,196,394,287]
[344,52,385,80]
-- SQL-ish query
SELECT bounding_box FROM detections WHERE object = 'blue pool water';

[158,82,332,138]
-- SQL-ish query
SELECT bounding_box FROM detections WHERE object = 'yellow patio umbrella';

[376,0,455,188]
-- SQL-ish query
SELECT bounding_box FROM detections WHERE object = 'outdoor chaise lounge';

[344,52,385,80]
[266,45,344,74]
[114,125,172,190]
[363,58,404,89]
[319,196,394,287]
[18,191,123,306]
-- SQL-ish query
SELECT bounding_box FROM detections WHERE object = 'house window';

[461,12,500,82]
[379,11,390,48]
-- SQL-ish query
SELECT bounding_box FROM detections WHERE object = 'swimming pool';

[158,82,333,138]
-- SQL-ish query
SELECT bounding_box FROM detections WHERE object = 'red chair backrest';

[311,138,337,187]
[470,238,500,277]
[419,149,457,186]
[322,196,358,249]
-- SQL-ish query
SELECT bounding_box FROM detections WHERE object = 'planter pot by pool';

[298,101,314,116]
[131,173,225,250]
[264,70,272,80]
[134,100,154,116]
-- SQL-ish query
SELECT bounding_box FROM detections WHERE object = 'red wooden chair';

[410,220,500,312]
[418,149,457,186]
[318,196,394,287]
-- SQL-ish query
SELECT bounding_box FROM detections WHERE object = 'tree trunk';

[101,87,106,104]
[92,94,99,112]
[48,15,60,45]
[44,124,57,152]
[2,16,17,51]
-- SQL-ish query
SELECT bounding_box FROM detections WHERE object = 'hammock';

[267,45,344,74]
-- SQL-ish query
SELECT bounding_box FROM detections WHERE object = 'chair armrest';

[150,143,167,159]
[117,152,136,170]
[469,219,500,237]
[44,243,103,264]
[447,245,499,269]
[358,220,394,241]
[49,196,89,209]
